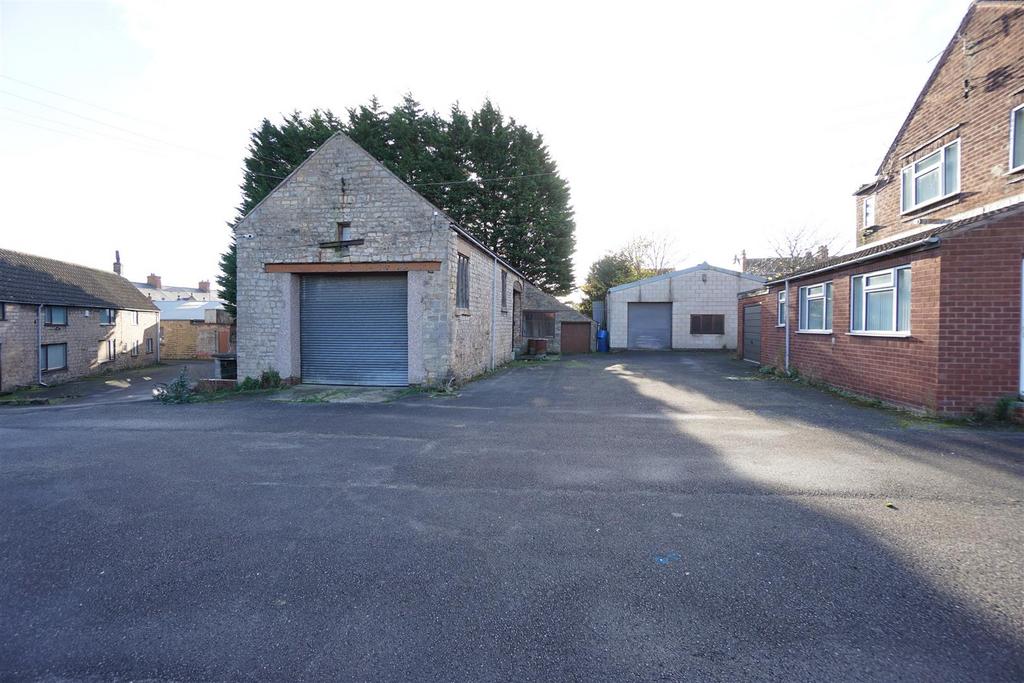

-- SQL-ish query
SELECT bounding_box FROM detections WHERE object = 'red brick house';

[738,0,1024,416]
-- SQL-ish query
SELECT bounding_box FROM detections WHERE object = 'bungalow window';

[456,254,470,309]
[524,311,555,338]
[40,343,67,371]
[44,305,67,326]
[1012,104,1024,172]
[900,139,959,213]
[798,282,833,332]
[100,308,117,325]
[851,266,911,334]
[777,291,786,327]
[690,314,725,335]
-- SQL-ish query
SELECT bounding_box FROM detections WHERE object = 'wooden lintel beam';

[264,261,441,274]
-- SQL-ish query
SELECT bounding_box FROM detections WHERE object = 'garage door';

[560,322,591,353]
[627,302,672,350]
[742,304,761,363]
[300,274,408,386]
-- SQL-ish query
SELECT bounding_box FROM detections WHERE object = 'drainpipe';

[783,279,791,374]
[36,304,43,384]
[490,254,498,371]
[155,312,161,364]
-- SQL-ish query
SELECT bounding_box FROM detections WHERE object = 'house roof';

[133,282,219,302]
[607,262,765,294]
[869,1,1024,179]
[155,299,224,320]
[742,256,810,280]
[522,282,594,322]
[0,248,159,311]
[764,200,1024,285]
[235,131,531,285]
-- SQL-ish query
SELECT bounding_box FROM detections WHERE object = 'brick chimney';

[146,274,162,289]
[198,280,211,293]
[113,250,122,276]
[739,249,747,272]
[816,244,829,260]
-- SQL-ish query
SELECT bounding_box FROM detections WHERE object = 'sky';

[0,0,972,291]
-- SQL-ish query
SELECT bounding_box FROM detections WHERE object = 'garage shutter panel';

[300,274,408,386]
[627,302,672,350]
[743,305,761,363]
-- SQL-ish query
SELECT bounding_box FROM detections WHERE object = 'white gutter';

[783,280,790,373]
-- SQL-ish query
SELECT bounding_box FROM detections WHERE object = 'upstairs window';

[777,291,786,327]
[0,302,5,320]
[456,254,470,309]
[44,306,67,326]
[690,314,725,335]
[798,282,833,332]
[863,194,877,228]
[1012,104,1024,172]
[900,140,959,213]
[851,266,911,335]
[100,308,117,325]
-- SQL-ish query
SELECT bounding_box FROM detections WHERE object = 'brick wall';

[857,3,1024,245]
[0,304,158,393]
[937,216,1024,412]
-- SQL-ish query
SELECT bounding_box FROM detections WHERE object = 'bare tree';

[767,226,838,270]
[620,233,681,274]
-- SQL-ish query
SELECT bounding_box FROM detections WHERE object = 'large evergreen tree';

[219,97,576,314]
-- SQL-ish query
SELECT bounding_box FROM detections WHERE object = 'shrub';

[237,376,260,392]
[259,369,283,389]
[157,367,195,404]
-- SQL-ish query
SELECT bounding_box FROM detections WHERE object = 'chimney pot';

[146,274,162,289]
[198,280,211,293]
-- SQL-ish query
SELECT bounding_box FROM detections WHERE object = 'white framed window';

[1011,104,1024,173]
[130,340,139,357]
[863,194,877,228]
[146,337,154,354]
[100,308,117,325]
[900,139,959,213]
[104,338,116,362]
[798,282,833,333]
[132,310,139,325]
[776,291,786,327]
[851,266,911,335]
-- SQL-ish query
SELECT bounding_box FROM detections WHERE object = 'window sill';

[847,331,912,338]
[796,330,832,335]
[900,193,961,219]
[455,308,471,317]
[43,323,67,328]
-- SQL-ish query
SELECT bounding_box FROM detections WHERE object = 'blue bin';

[596,329,609,353]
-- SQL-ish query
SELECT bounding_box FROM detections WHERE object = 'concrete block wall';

[856,4,1024,246]
[160,320,234,359]
[0,304,158,393]
[608,266,760,349]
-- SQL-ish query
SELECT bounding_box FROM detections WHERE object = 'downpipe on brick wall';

[784,279,790,374]
[490,254,497,371]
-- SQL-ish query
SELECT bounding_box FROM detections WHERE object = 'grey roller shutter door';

[743,304,761,363]
[300,274,408,386]
[627,302,672,350]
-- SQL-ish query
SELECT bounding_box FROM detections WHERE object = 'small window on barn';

[456,254,470,309]
[524,311,556,338]
[690,314,725,335]
[501,271,508,311]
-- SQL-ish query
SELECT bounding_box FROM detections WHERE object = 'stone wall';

[0,304,158,393]
[236,132,522,386]
[160,320,234,359]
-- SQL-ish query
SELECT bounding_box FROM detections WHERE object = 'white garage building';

[606,263,764,350]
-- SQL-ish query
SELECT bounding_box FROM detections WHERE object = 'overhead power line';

[0,73,164,126]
